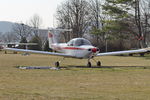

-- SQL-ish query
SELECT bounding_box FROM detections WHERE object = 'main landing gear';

[55,57,65,67]
[87,59,101,67]
[55,61,60,67]
[54,57,101,68]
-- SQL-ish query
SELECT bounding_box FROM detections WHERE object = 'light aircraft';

[2,29,150,67]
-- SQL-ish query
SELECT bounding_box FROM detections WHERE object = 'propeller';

[88,48,100,53]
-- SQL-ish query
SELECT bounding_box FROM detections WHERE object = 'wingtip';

[144,47,150,51]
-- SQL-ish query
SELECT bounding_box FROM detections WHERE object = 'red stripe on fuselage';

[62,47,86,50]
[51,45,86,50]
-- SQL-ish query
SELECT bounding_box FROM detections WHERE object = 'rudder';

[48,31,57,48]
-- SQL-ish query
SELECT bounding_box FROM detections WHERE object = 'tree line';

[56,0,150,52]
[1,0,150,52]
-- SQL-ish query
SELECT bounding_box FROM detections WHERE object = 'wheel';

[87,62,92,67]
[55,62,60,67]
[97,61,101,67]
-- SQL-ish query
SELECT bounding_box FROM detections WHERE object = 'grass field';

[0,51,150,100]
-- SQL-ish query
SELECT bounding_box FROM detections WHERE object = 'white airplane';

[2,29,150,67]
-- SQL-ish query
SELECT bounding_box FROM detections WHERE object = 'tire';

[55,62,60,67]
[87,62,92,68]
[97,61,101,67]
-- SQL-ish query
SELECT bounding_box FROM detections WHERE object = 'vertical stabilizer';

[48,29,72,48]
[48,31,57,48]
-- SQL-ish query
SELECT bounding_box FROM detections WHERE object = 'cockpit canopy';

[67,38,92,46]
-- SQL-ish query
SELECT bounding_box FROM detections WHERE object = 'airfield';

[0,51,150,100]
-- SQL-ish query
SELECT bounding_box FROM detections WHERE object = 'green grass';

[143,54,150,60]
[0,51,150,100]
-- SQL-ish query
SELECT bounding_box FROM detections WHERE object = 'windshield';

[67,38,92,46]
[74,39,91,46]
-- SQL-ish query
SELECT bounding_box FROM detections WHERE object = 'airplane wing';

[97,48,150,56]
[4,48,74,57]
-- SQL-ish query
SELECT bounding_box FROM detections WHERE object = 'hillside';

[0,21,14,33]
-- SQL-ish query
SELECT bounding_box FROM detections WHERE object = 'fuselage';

[50,38,100,59]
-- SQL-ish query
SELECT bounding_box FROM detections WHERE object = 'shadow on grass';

[15,65,149,70]
[64,65,148,69]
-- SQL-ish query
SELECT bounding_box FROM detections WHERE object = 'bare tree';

[128,0,150,47]
[28,14,43,36]
[38,29,49,50]
[12,23,32,41]
[141,0,150,46]
[88,0,104,29]
[56,0,92,39]
[28,14,46,50]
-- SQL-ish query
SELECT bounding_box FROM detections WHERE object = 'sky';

[0,0,65,28]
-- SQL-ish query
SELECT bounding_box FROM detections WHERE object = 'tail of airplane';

[48,29,72,48]
[48,30,57,48]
